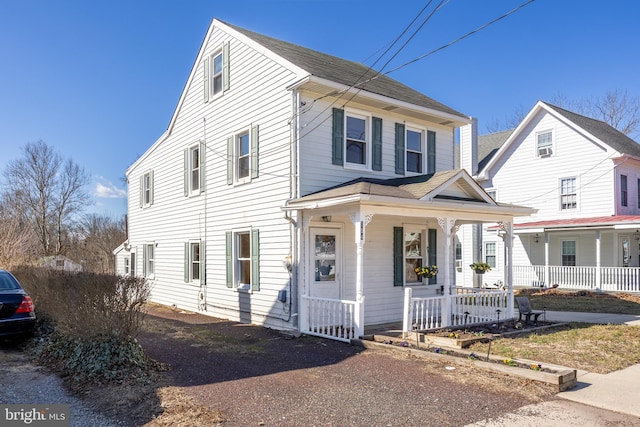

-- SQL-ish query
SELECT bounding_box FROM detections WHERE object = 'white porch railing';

[403,287,509,336]
[300,295,357,343]
[513,265,640,292]
[451,290,509,326]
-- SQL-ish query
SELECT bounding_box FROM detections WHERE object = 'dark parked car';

[0,270,36,339]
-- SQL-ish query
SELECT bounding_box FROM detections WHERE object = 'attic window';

[536,130,553,157]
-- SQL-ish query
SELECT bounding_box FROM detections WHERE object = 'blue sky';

[1,0,639,217]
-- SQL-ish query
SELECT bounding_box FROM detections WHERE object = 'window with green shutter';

[227,125,259,185]
[226,229,260,291]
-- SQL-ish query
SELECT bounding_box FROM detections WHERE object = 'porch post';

[505,221,514,318]
[299,215,311,335]
[544,233,550,287]
[350,212,372,338]
[438,217,456,327]
[595,231,601,290]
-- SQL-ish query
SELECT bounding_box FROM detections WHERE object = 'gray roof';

[224,21,466,119]
[544,103,640,158]
[294,170,481,203]
[478,129,513,171]
[477,101,640,173]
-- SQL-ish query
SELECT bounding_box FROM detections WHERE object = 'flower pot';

[474,269,485,274]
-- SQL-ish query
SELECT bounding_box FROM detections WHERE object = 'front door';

[310,227,341,300]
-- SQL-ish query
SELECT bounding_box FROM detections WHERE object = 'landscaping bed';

[358,320,577,392]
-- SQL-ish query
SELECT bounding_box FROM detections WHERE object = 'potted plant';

[470,262,491,274]
[415,265,438,279]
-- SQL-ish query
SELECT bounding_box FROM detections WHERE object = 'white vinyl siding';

[126,25,296,331]
[488,110,615,221]
[299,96,456,196]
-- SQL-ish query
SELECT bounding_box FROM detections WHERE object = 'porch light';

[534,233,540,243]
[321,216,332,222]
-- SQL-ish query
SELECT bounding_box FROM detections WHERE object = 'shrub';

[11,267,156,383]
[12,267,150,339]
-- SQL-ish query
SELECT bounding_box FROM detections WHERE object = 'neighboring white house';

[40,255,83,272]
[459,101,640,292]
[114,19,534,340]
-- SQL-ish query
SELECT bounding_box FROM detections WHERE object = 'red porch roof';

[514,215,640,230]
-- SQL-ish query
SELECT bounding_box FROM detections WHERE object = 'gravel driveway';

[135,305,554,426]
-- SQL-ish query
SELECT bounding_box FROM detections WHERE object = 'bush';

[11,267,157,383]
[12,267,150,339]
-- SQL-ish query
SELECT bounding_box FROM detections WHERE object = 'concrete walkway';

[544,310,640,326]
[548,311,640,418]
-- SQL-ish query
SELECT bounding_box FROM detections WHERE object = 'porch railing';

[451,290,509,326]
[513,265,640,292]
[300,295,356,343]
[403,287,509,336]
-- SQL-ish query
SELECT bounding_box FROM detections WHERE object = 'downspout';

[286,88,301,328]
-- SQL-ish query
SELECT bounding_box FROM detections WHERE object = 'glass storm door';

[310,228,341,300]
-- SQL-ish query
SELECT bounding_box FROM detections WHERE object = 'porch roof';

[283,169,535,223]
[513,215,640,231]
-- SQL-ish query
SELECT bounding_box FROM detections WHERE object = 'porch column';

[299,215,312,335]
[438,217,456,327]
[544,233,550,287]
[499,221,514,318]
[505,221,514,318]
[350,212,373,338]
[595,231,601,290]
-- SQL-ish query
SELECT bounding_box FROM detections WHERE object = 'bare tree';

[71,214,126,274]
[2,141,90,257]
[488,90,640,140]
[0,194,38,268]
[551,89,640,139]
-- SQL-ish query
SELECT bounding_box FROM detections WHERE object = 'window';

[404,231,423,283]
[130,252,136,276]
[184,241,204,283]
[237,132,250,180]
[203,42,229,102]
[406,129,423,173]
[226,229,260,291]
[227,126,259,184]
[485,242,496,268]
[562,240,576,266]
[124,257,130,275]
[143,244,155,277]
[536,130,553,157]
[486,189,497,200]
[560,177,577,210]
[184,143,205,196]
[455,241,462,271]
[621,174,628,207]
[637,178,640,209]
[393,227,437,286]
[346,113,368,166]
[139,171,154,208]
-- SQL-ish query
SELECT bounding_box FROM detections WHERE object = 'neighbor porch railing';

[513,265,640,292]
[402,287,509,336]
[300,295,357,343]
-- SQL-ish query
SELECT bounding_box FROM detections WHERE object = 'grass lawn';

[468,290,640,374]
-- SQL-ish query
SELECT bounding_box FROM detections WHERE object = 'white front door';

[310,227,342,300]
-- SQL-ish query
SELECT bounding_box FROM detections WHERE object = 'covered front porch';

[481,216,640,293]
[283,170,534,342]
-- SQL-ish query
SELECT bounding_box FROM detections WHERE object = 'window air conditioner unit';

[455,260,462,271]
[538,146,552,157]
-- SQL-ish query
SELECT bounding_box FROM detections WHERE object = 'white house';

[461,101,640,292]
[114,19,534,341]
